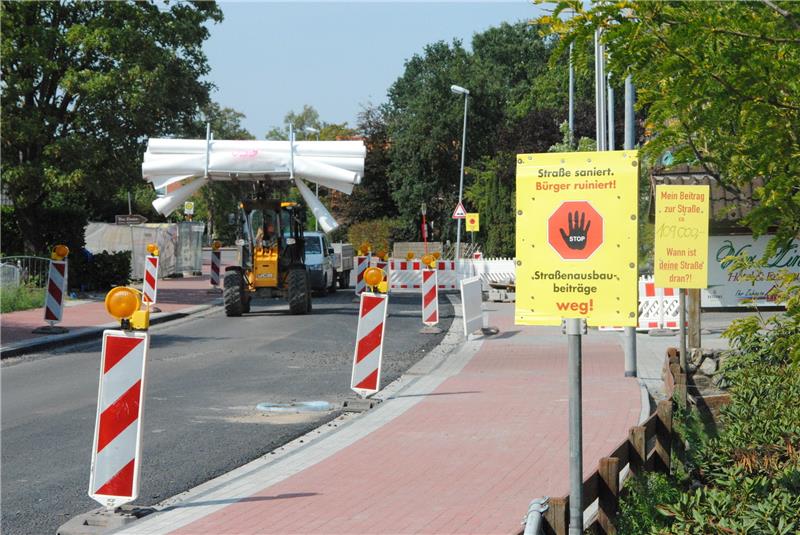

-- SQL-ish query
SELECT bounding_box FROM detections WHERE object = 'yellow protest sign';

[515,151,639,326]
[466,213,479,232]
[654,185,710,288]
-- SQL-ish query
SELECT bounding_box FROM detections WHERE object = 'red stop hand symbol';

[559,211,591,250]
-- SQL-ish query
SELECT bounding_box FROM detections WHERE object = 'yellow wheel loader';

[224,198,312,316]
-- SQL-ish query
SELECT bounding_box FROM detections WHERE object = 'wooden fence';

[528,348,684,535]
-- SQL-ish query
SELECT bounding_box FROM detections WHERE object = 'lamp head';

[450,84,469,95]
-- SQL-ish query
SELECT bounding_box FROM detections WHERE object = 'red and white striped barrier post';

[354,256,369,296]
[34,245,69,334]
[209,241,222,293]
[44,260,67,325]
[89,330,150,508]
[142,255,159,305]
[421,268,439,327]
[89,287,152,509]
[351,267,388,398]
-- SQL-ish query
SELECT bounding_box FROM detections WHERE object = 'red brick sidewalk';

[124,303,641,535]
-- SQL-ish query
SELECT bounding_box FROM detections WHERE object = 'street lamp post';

[421,202,428,254]
[451,84,469,262]
[303,127,321,230]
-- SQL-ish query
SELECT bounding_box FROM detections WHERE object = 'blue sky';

[203,1,546,138]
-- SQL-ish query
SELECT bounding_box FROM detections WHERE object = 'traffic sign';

[515,150,639,327]
[654,185,710,288]
[115,215,147,225]
[452,202,467,219]
[466,213,480,232]
[547,201,603,260]
[183,201,194,215]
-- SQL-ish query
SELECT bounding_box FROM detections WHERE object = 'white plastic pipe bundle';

[141,138,367,233]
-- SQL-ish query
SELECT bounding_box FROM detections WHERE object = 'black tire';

[288,267,310,315]
[223,271,245,317]
[338,270,349,289]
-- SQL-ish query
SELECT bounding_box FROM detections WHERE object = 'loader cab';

[224,198,311,316]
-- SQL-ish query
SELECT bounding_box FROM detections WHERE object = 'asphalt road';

[1,291,453,535]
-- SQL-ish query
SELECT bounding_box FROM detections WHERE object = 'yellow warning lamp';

[422,254,435,268]
[146,243,160,257]
[51,244,69,261]
[363,267,386,292]
[105,287,149,330]
[432,252,441,260]
[212,240,222,251]
[406,251,415,261]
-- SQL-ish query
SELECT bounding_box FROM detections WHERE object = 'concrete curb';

[0,303,219,359]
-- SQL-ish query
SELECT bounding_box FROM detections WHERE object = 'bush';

[617,270,800,533]
[347,218,403,255]
[0,285,46,313]
[617,472,680,534]
[68,250,131,292]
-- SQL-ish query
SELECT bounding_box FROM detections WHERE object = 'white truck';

[332,242,354,289]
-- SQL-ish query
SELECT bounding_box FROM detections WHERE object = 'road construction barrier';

[422,269,439,326]
[142,255,159,305]
[350,292,388,398]
[660,286,681,329]
[44,260,67,325]
[210,250,221,287]
[460,275,484,336]
[471,257,516,290]
[638,276,662,330]
[89,330,150,508]
[600,276,681,331]
[389,259,422,291]
[354,256,369,296]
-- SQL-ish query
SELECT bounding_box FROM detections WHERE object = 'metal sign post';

[566,318,584,535]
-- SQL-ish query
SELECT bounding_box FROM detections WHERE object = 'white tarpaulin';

[141,137,366,234]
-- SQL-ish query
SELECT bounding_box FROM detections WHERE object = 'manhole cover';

[256,401,333,414]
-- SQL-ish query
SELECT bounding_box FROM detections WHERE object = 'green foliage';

[334,105,398,231]
[539,0,800,250]
[617,472,680,534]
[617,265,800,532]
[464,153,515,257]
[1,206,25,255]
[384,21,605,247]
[1,1,222,253]
[0,285,46,313]
[69,250,131,292]
[0,204,87,256]
[347,219,403,255]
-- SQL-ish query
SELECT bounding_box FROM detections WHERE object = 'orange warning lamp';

[422,254,435,268]
[406,251,415,261]
[51,244,69,261]
[146,243,160,257]
[105,287,141,320]
[432,252,441,260]
[376,249,387,261]
[212,240,222,251]
[363,267,384,291]
[105,287,149,330]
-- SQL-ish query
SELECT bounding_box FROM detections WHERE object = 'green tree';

[385,22,600,250]
[1,1,222,253]
[336,104,398,227]
[540,0,800,250]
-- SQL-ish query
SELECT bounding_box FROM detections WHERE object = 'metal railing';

[0,256,51,288]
